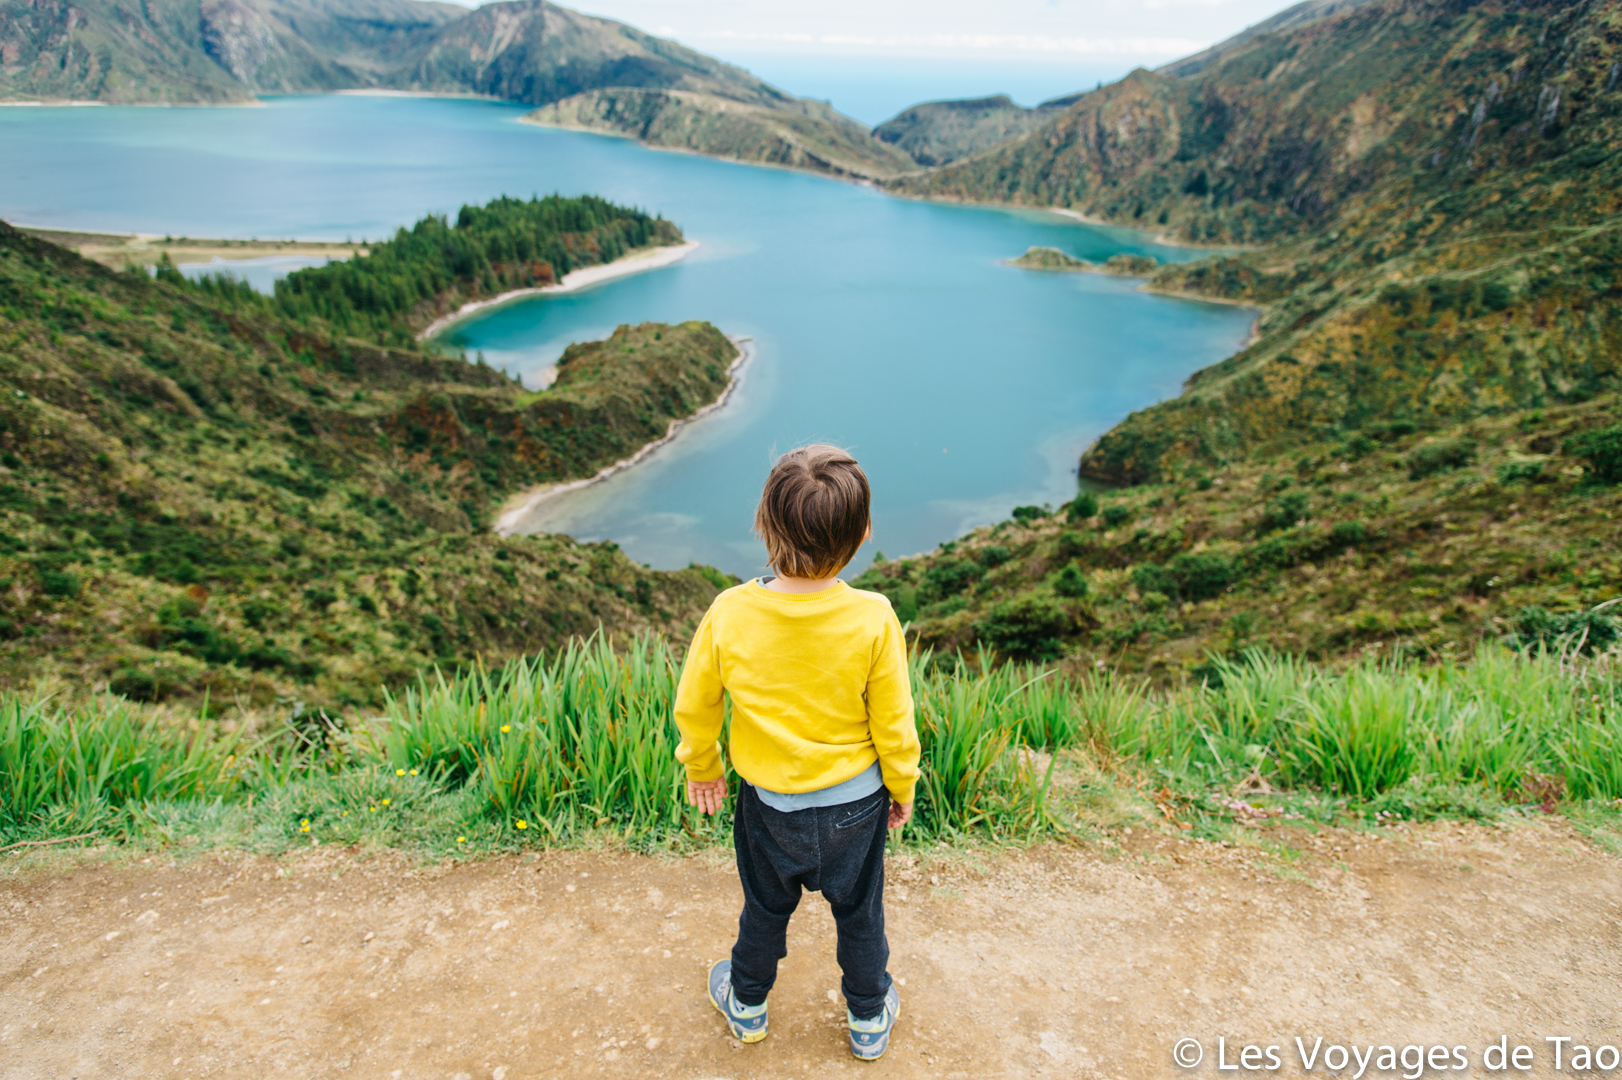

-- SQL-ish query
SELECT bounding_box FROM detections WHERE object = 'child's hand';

[887,801,913,830]
[687,777,729,815]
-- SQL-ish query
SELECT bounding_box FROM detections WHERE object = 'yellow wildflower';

[515,820,528,830]
[457,836,466,843]
[501,725,511,734]
[382,799,391,806]
[396,768,406,776]
[409,769,418,776]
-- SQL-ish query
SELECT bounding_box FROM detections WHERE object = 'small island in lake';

[1009,246,1160,276]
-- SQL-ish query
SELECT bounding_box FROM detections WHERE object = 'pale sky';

[550,0,1301,62]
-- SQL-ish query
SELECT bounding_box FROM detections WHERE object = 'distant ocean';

[717,54,1145,127]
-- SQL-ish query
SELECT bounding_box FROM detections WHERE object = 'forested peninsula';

[0,198,739,708]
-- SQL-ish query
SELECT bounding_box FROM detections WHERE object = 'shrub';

[921,558,984,601]
[1508,606,1619,655]
[687,563,734,591]
[1010,505,1049,525]
[1407,439,1476,479]
[1165,551,1235,601]
[1132,563,1177,597]
[1257,491,1310,534]
[1369,420,1418,442]
[920,596,968,620]
[973,594,1074,661]
[1055,530,1089,561]
[1067,493,1099,522]
[891,584,919,622]
[1329,521,1367,548]
[1564,425,1622,485]
[109,666,167,702]
[1101,505,1132,528]
[1480,281,1513,311]
[1053,564,1089,599]
[1134,552,1235,601]
[850,569,919,621]
[1496,460,1544,484]
[39,569,80,598]
[978,545,1012,568]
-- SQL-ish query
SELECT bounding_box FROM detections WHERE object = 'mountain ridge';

[0,0,915,179]
[885,0,1622,484]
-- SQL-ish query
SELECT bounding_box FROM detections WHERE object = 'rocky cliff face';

[1,0,249,102]
[394,0,786,106]
[199,0,285,85]
[526,86,918,180]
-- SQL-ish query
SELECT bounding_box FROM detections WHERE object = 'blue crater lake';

[0,95,1253,576]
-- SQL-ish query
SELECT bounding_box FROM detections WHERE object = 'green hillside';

[872,93,1080,168]
[892,0,1621,486]
[0,214,739,709]
[855,395,1620,677]
[864,0,1622,675]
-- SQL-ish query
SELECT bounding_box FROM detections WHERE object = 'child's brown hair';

[754,444,871,579]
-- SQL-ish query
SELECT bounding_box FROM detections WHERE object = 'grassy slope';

[0,221,739,709]
[855,397,1620,678]
[850,0,1622,674]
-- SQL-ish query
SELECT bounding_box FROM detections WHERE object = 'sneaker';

[707,959,768,1043]
[848,981,901,1061]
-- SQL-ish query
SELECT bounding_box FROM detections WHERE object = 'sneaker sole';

[709,988,768,1044]
[850,997,900,1061]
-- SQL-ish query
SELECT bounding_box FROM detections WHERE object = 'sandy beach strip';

[417,241,700,340]
[492,334,752,536]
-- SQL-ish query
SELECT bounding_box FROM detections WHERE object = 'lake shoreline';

[417,241,700,341]
[493,335,753,536]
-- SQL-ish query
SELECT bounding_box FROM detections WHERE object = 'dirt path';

[3,819,1619,1079]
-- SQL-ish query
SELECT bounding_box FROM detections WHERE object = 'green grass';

[3,634,1619,856]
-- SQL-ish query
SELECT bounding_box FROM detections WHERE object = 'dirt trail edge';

[2,819,1618,1079]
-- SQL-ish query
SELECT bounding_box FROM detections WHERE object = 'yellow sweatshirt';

[674,579,921,805]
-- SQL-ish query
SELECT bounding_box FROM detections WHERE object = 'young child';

[674,443,921,1061]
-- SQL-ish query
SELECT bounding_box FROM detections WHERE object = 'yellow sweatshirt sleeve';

[867,608,921,805]
[673,610,726,782]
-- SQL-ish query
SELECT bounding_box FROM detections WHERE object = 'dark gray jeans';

[729,781,893,1020]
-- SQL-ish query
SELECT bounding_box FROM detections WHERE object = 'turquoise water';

[0,95,1252,576]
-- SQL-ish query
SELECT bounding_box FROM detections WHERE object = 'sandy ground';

[2,819,1619,1079]
[415,242,700,340]
[16,228,366,269]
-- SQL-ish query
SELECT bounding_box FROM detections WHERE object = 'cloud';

[686,29,1206,55]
